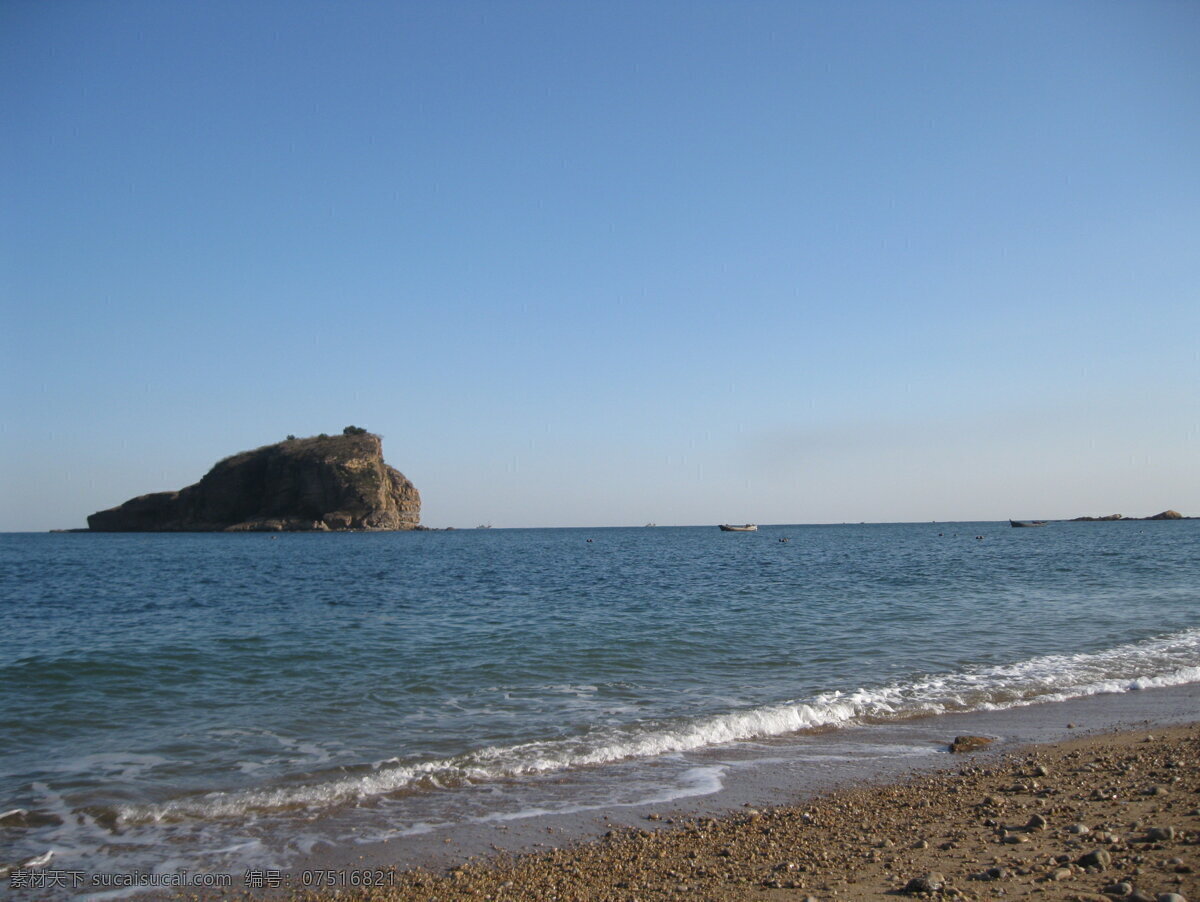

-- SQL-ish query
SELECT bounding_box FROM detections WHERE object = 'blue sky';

[3,1,1198,530]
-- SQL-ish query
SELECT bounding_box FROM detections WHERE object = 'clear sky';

[3,1,1198,530]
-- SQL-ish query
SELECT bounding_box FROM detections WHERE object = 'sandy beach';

[276,721,1199,902]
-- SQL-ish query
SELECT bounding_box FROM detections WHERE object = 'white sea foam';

[117,627,1200,825]
[375,764,728,841]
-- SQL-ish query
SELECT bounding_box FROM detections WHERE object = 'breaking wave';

[119,626,1200,825]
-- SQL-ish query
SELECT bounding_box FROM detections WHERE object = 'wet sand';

[276,701,1199,901]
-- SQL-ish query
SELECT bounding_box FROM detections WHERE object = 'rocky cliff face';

[87,433,421,531]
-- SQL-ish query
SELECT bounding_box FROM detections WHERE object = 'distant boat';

[476,524,493,529]
[1009,519,1048,528]
[719,524,758,532]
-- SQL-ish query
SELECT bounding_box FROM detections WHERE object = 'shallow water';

[1,521,1197,890]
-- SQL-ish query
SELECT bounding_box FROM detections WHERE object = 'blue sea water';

[1,521,1198,888]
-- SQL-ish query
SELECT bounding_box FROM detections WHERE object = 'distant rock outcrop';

[87,431,420,532]
[1069,510,1191,522]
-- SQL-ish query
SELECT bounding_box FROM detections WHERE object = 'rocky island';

[87,428,420,532]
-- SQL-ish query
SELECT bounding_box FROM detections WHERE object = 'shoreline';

[283,719,1200,901]
[236,683,1200,901]
[9,684,1196,899]
[291,682,1200,876]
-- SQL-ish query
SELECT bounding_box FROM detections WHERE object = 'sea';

[2,521,1198,897]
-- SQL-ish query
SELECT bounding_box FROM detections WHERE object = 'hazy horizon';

[4,2,1198,532]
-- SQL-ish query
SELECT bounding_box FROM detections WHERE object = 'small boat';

[719,524,758,532]
[1009,519,1048,527]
